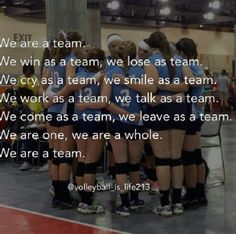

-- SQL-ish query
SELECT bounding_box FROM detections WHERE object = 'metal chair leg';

[220,143,226,184]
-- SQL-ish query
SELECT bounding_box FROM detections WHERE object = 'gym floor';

[0,114,236,234]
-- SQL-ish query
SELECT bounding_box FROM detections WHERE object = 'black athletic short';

[48,113,73,127]
[144,103,187,131]
[186,115,204,135]
[74,119,105,137]
[48,100,74,127]
[108,120,144,139]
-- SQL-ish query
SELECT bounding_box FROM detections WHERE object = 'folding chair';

[201,119,225,186]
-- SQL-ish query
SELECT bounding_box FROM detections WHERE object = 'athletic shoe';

[130,199,145,210]
[59,199,78,209]
[116,205,131,217]
[182,195,199,209]
[38,163,48,172]
[172,203,184,216]
[48,185,55,198]
[183,199,199,209]
[198,197,208,206]
[20,162,31,171]
[52,198,60,208]
[152,205,173,217]
[70,189,80,201]
[77,200,105,214]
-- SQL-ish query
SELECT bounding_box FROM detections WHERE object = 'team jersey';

[148,53,183,96]
[108,65,144,125]
[48,54,76,114]
[189,64,205,118]
[74,69,101,119]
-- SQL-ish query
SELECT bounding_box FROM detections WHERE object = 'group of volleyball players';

[39,29,208,217]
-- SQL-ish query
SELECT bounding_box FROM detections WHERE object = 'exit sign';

[13,33,32,42]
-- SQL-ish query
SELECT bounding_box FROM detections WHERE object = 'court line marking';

[0,204,131,234]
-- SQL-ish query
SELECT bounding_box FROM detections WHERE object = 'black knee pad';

[155,157,171,166]
[84,162,98,174]
[59,156,73,165]
[182,151,196,166]
[115,162,129,174]
[170,158,182,167]
[76,162,85,177]
[195,149,204,165]
[129,163,140,172]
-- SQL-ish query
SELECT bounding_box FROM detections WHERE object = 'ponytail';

[148,31,175,79]
[118,41,136,75]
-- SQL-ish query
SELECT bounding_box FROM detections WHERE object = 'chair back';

[201,119,222,137]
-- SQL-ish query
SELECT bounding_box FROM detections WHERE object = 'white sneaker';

[38,163,48,172]
[152,205,173,217]
[77,200,105,214]
[20,162,31,171]
[172,203,184,215]
[116,205,131,217]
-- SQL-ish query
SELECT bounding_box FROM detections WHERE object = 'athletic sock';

[172,188,182,204]
[186,187,196,200]
[52,180,60,200]
[79,190,84,200]
[60,180,71,202]
[160,190,170,206]
[196,183,206,198]
[83,191,93,206]
[130,190,139,202]
[120,193,130,208]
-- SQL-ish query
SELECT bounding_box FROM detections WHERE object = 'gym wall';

[0,12,234,76]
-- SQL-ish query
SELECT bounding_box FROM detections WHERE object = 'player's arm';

[157,66,193,92]
[148,93,185,107]
[114,64,159,95]
[39,67,51,93]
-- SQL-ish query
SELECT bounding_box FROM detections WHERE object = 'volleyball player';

[39,42,54,172]
[138,39,152,61]
[74,48,106,214]
[104,41,146,217]
[46,31,81,209]
[138,39,159,194]
[105,34,123,180]
[47,47,106,214]
[38,44,55,197]
[175,38,207,207]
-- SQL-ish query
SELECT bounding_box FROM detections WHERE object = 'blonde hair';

[118,41,136,74]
